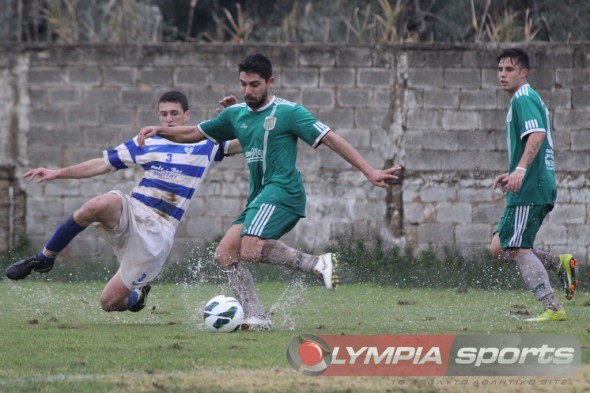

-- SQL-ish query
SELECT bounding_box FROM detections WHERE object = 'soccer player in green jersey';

[491,48,577,322]
[138,53,402,330]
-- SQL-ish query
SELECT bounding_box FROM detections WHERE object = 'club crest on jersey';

[263,116,276,131]
[184,145,194,155]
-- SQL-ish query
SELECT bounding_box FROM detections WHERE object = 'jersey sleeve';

[513,95,546,139]
[103,138,141,171]
[289,104,331,148]
[214,141,226,162]
[198,109,236,144]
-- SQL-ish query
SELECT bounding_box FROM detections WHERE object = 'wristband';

[515,166,527,173]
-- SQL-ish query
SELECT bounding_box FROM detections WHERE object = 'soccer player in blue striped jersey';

[491,48,577,322]
[5,90,241,313]
[138,54,402,330]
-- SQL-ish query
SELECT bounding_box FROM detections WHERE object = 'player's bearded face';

[240,72,273,110]
[245,89,268,110]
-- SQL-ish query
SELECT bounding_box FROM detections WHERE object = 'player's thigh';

[75,192,123,228]
[497,205,552,249]
[216,224,243,266]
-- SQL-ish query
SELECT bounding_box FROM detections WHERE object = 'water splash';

[267,276,308,331]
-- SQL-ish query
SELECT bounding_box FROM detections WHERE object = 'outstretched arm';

[321,131,402,188]
[23,158,111,184]
[137,125,206,146]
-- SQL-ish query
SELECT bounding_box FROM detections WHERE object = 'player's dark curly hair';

[159,90,189,112]
[239,53,273,81]
[497,48,530,70]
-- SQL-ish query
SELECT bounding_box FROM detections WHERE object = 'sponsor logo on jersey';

[245,147,264,163]
[545,149,555,170]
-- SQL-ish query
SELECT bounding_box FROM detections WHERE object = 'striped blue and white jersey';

[103,135,226,228]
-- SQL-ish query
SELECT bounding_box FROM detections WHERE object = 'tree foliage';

[1,0,589,44]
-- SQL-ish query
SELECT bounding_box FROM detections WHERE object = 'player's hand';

[23,167,59,184]
[505,169,525,193]
[137,126,160,146]
[493,172,509,193]
[368,165,403,188]
[215,95,239,113]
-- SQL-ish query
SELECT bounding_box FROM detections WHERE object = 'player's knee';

[239,237,264,263]
[100,294,123,312]
[78,196,108,222]
[215,245,236,267]
[490,245,502,260]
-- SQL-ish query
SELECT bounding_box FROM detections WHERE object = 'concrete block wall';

[0,43,589,264]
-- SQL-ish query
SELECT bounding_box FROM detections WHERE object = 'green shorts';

[495,204,553,249]
[234,203,301,239]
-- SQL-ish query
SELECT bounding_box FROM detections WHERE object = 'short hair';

[158,90,189,112]
[497,48,530,70]
[239,53,273,81]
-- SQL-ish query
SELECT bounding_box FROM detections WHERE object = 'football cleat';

[313,253,339,290]
[240,315,272,331]
[128,284,151,313]
[524,308,567,322]
[5,256,55,280]
[557,254,578,300]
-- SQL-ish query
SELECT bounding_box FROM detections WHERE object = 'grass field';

[1,279,589,393]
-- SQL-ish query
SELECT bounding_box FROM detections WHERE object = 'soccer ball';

[203,295,244,333]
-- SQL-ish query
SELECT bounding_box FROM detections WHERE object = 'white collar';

[247,96,276,112]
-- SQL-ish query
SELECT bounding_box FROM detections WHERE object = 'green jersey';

[198,96,330,216]
[505,84,556,206]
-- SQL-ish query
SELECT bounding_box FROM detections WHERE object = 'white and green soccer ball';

[203,295,244,333]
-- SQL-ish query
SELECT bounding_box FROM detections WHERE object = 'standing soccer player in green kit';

[138,53,402,330]
[491,48,578,322]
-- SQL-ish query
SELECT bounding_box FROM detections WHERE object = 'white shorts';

[93,190,175,290]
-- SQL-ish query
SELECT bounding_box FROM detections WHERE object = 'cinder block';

[301,89,335,108]
[282,68,319,87]
[28,68,63,85]
[423,89,460,109]
[337,89,371,108]
[121,91,155,107]
[358,68,392,87]
[175,67,209,86]
[419,223,455,244]
[86,90,120,106]
[337,48,373,66]
[459,89,497,109]
[441,110,479,130]
[299,49,336,67]
[555,69,590,88]
[320,68,355,87]
[68,66,101,84]
[407,68,444,88]
[66,106,100,126]
[103,67,136,87]
[444,68,480,88]
[48,89,82,104]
